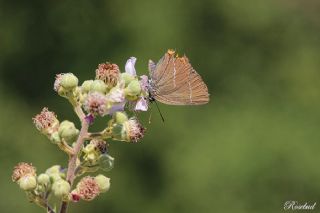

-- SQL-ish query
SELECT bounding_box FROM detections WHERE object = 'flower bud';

[81,80,93,93]
[60,73,78,90]
[52,179,70,198]
[45,165,64,181]
[125,80,141,96]
[58,120,79,143]
[96,63,120,88]
[83,92,108,116]
[114,112,128,124]
[37,173,50,185]
[19,175,37,191]
[90,80,107,94]
[49,132,61,144]
[121,73,135,86]
[94,175,110,193]
[12,162,36,183]
[50,173,63,182]
[45,165,61,175]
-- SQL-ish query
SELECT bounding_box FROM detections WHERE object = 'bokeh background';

[1,0,320,212]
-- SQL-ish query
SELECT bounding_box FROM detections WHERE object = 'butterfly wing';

[149,50,209,105]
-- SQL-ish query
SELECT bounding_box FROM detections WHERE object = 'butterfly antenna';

[154,101,165,123]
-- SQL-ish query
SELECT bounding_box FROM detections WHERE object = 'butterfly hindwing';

[150,50,209,105]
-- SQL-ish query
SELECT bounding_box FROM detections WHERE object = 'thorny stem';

[59,105,88,213]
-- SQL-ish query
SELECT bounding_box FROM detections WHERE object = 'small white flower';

[125,57,137,76]
[135,98,148,111]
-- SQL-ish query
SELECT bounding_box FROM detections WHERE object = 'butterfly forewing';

[149,50,209,105]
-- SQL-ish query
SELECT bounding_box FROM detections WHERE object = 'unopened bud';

[37,173,50,185]
[19,175,37,191]
[50,132,61,144]
[81,80,93,93]
[60,73,78,90]
[121,73,135,86]
[125,80,141,96]
[52,179,70,198]
[45,165,61,175]
[90,80,107,94]
[58,120,79,143]
[94,175,110,193]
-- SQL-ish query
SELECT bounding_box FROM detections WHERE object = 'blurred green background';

[1,0,320,212]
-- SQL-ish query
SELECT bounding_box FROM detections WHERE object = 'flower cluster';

[13,56,150,213]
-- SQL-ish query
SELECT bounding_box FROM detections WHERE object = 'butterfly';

[147,49,210,106]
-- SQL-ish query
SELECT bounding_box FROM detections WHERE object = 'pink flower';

[83,92,108,116]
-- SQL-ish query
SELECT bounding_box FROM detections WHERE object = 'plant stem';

[66,120,89,184]
[59,106,88,213]
[47,204,55,213]
[32,194,55,213]
[57,140,74,155]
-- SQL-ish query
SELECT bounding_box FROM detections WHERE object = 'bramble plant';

[12,57,148,213]
[12,50,209,213]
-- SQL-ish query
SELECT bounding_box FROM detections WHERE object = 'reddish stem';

[59,106,88,213]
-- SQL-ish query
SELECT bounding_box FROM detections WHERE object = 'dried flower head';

[124,118,146,143]
[91,139,108,154]
[12,162,36,182]
[96,62,120,87]
[83,92,108,116]
[32,108,59,133]
[75,176,100,201]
